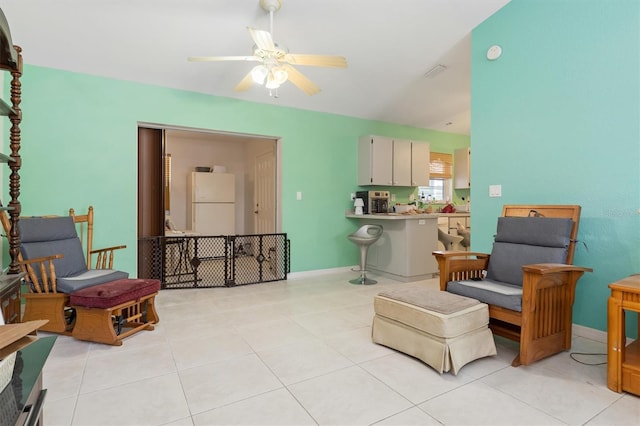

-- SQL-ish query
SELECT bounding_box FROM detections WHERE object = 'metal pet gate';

[139,233,290,288]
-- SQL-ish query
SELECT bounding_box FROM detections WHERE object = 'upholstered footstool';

[70,278,161,346]
[372,287,496,374]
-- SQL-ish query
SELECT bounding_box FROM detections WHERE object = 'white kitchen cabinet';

[392,139,411,186]
[454,147,470,189]
[358,136,393,185]
[358,135,430,186]
[411,142,430,186]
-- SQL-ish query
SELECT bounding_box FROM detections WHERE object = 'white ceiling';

[1,0,510,135]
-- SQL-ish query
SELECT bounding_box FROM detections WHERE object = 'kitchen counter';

[346,212,469,220]
[346,213,439,282]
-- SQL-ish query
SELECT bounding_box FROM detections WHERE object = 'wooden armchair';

[433,205,592,366]
[0,206,128,333]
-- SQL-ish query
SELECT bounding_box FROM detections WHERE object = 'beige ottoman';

[372,287,496,375]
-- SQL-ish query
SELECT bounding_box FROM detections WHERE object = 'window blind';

[429,152,452,179]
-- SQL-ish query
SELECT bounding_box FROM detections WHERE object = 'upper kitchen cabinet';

[411,142,430,186]
[358,136,393,185]
[454,147,470,189]
[358,136,429,186]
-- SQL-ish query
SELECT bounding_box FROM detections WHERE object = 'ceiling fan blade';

[234,71,254,92]
[188,56,258,62]
[248,27,275,51]
[282,64,321,96]
[283,54,348,68]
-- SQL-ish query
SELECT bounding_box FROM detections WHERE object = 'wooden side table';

[607,274,640,395]
[0,273,22,324]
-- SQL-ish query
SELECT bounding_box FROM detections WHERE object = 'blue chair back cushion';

[485,217,572,287]
[19,217,88,278]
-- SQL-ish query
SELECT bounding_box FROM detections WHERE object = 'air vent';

[424,64,447,78]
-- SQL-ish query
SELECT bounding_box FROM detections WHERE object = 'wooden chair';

[433,205,592,366]
[0,206,128,333]
[69,206,126,269]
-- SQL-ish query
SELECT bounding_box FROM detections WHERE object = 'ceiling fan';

[188,0,347,96]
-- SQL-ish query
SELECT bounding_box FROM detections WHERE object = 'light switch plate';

[296,191,302,200]
[489,185,502,197]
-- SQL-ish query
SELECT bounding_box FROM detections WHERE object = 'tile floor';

[40,271,638,425]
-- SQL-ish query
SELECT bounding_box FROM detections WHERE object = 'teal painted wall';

[4,65,469,275]
[471,0,640,333]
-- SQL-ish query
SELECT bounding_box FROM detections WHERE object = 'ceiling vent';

[424,64,447,78]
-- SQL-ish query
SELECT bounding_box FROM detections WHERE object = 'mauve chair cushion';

[69,278,160,309]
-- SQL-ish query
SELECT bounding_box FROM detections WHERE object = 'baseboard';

[572,323,634,345]
[287,266,354,279]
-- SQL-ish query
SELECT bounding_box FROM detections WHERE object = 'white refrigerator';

[187,172,235,235]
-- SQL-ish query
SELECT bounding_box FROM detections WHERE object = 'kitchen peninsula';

[345,213,438,281]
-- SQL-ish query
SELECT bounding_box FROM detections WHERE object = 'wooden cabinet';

[607,275,640,396]
[0,274,21,324]
[411,142,430,186]
[454,147,470,189]
[358,136,430,187]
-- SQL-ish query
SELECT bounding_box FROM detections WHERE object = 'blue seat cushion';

[57,269,130,294]
[447,279,522,312]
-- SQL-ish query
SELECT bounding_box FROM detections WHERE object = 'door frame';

[137,122,282,237]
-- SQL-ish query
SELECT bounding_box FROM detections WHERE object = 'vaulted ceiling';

[1,0,510,135]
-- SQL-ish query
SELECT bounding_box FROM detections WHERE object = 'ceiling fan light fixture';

[251,65,268,84]
[272,67,288,84]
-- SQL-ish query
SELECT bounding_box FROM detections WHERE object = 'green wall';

[471,0,640,333]
[4,65,469,275]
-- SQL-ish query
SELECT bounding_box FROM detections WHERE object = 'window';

[418,152,452,202]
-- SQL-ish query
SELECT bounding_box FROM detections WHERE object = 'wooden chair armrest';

[433,250,490,260]
[522,263,593,275]
[19,253,64,294]
[433,251,491,291]
[90,244,127,255]
[89,244,127,270]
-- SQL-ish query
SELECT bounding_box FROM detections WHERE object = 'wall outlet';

[350,193,356,201]
[391,193,396,202]
[489,185,502,197]
[296,191,302,201]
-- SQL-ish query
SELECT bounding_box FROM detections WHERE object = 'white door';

[254,151,275,234]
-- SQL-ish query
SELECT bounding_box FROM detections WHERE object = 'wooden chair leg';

[22,293,73,334]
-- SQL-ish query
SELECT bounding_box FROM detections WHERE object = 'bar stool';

[348,224,383,285]
[438,228,464,251]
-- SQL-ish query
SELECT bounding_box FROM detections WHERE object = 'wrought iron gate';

[139,233,290,289]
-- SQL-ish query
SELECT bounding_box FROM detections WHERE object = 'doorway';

[137,124,280,275]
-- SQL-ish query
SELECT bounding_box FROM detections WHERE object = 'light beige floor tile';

[43,394,76,426]
[480,363,621,425]
[169,330,254,370]
[257,339,353,385]
[323,325,396,364]
[179,353,283,415]
[234,317,317,351]
[373,406,442,425]
[585,394,640,425]
[361,352,474,404]
[43,357,85,401]
[72,373,190,426]
[38,271,639,425]
[192,388,316,425]
[288,365,412,425]
[419,380,565,425]
[79,341,177,394]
